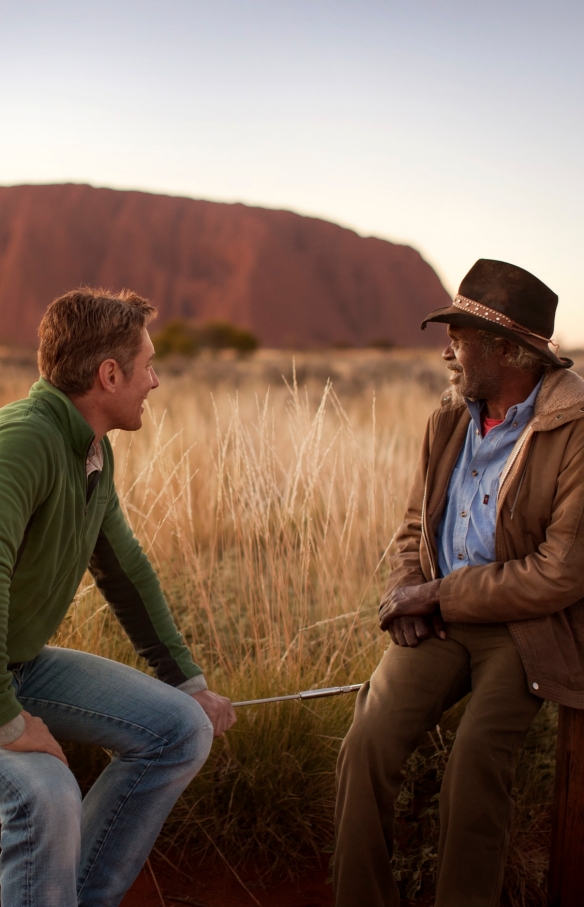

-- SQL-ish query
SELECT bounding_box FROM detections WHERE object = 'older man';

[334,259,584,907]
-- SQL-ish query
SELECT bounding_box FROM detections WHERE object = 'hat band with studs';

[452,294,560,355]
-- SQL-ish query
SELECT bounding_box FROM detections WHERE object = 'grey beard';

[447,361,502,403]
[452,372,501,403]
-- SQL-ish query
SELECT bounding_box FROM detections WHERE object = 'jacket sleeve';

[89,487,205,687]
[381,420,432,600]
[0,421,55,726]
[440,437,584,622]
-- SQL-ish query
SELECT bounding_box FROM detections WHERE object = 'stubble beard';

[448,364,501,403]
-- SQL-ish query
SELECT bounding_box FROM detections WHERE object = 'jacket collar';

[28,378,95,457]
[533,368,584,422]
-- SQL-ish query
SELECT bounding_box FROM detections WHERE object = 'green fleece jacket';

[0,378,204,727]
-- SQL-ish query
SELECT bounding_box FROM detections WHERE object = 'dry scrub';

[0,351,557,905]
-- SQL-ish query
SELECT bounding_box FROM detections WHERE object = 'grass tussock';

[0,351,558,902]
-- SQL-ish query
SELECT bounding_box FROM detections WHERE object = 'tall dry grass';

[0,353,556,904]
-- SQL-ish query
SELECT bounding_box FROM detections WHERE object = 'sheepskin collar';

[535,367,584,415]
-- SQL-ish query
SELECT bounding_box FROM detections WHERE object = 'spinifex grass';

[0,354,558,902]
[55,371,427,877]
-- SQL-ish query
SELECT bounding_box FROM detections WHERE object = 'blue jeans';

[0,647,214,907]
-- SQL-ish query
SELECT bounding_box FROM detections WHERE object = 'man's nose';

[151,368,160,389]
[442,344,455,361]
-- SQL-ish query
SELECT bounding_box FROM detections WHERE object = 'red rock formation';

[0,184,449,347]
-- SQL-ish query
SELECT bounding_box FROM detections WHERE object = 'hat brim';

[421,305,572,369]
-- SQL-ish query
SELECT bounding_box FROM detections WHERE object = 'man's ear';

[498,339,517,362]
[96,359,120,394]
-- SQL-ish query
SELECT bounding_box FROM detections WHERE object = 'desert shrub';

[153,318,259,358]
[368,337,395,350]
[196,319,259,353]
[390,699,556,906]
[152,319,199,358]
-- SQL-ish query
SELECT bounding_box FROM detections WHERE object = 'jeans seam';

[76,749,163,899]
[17,697,172,746]
[0,773,36,907]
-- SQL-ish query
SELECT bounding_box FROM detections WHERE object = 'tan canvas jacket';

[385,367,584,707]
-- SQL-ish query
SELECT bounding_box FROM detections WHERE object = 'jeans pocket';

[9,665,23,691]
[9,660,33,691]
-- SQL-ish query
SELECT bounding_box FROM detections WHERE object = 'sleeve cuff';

[438,573,459,622]
[177,674,208,695]
[0,714,26,746]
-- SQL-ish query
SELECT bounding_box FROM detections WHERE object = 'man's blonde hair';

[38,288,157,395]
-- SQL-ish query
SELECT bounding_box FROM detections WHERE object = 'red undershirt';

[481,413,504,436]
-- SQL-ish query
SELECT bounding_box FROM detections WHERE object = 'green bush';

[152,318,259,358]
[368,337,395,350]
[152,320,199,358]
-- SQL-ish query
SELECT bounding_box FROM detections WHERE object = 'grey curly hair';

[478,330,554,376]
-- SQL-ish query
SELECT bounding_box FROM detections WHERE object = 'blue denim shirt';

[437,378,543,578]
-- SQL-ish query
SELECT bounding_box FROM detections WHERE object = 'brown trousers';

[334,624,542,907]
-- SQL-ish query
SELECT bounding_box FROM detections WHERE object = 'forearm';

[383,421,432,595]
[92,537,205,685]
[440,552,584,623]
[90,508,205,685]
[379,579,442,628]
[0,568,25,727]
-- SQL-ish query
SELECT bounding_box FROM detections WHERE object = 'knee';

[27,757,81,831]
[1,753,82,834]
[164,693,214,774]
[338,706,402,787]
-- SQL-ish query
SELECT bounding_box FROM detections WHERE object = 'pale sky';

[2,0,582,345]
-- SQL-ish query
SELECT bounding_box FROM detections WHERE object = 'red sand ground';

[121,857,333,907]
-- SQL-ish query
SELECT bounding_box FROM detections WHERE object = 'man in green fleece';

[0,288,236,907]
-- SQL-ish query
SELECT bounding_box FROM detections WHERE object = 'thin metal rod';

[233,683,364,708]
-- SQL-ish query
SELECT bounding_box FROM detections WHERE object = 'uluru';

[0,184,449,348]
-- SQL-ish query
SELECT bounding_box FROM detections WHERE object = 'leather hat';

[421,259,572,369]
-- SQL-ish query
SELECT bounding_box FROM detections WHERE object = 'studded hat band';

[452,294,560,355]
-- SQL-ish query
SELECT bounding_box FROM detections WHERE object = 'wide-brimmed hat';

[421,259,572,369]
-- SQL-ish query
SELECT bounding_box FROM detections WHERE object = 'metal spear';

[233,683,364,708]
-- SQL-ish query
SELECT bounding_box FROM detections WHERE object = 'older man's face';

[442,325,503,401]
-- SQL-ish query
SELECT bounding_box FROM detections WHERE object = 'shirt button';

[457,553,464,560]
[532,682,539,690]
[461,511,467,517]
[475,429,480,436]
[513,422,518,428]
[472,470,478,477]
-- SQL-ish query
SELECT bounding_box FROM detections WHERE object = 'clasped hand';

[378,580,446,647]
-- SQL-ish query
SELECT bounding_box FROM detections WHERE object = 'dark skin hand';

[379,580,445,646]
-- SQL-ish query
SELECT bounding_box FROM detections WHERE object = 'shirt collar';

[86,440,104,476]
[466,376,544,433]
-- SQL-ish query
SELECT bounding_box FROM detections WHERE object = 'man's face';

[112,328,160,430]
[442,325,503,401]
